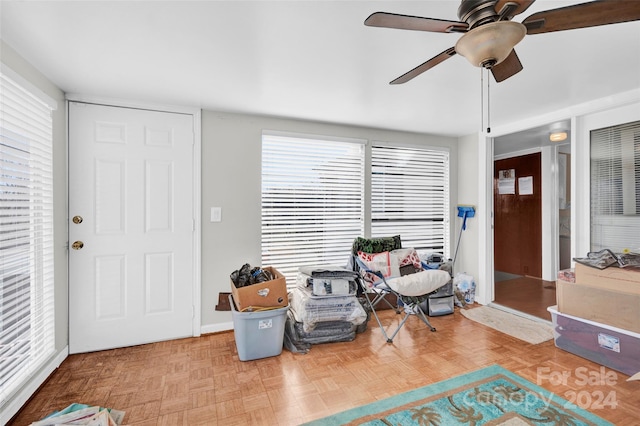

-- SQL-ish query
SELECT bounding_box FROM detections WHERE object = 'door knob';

[72,215,83,224]
[71,241,84,250]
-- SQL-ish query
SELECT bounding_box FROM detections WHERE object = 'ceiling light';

[550,131,568,142]
[549,121,569,142]
[455,22,526,68]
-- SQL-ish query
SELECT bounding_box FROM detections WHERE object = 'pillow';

[386,269,451,297]
[358,248,423,283]
[390,248,422,272]
[357,251,400,284]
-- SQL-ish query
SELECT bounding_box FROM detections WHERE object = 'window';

[590,120,640,252]
[371,144,450,258]
[0,69,55,405]
[261,132,365,285]
[261,133,452,285]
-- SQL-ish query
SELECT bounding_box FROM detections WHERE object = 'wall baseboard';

[201,322,233,335]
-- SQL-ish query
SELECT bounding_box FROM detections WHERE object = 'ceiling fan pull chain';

[480,67,484,132]
[487,67,491,134]
[480,67,491,134]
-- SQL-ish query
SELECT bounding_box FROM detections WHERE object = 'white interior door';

[69,101,195,353]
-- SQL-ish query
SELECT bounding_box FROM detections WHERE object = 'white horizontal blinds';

[262,133,365,286]
[590,120,640,252]
[0,71,55,404]
[371,144,450,257]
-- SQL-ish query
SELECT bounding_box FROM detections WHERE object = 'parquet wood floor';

[9,306,640,425]
[494,276,557,321]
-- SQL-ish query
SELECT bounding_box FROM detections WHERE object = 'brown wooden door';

[494,153,542,277]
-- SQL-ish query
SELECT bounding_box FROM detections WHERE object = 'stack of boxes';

[550,263,640,377]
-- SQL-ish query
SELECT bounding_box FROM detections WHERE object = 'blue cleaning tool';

[453,205,476,269]
[457,205,476,231]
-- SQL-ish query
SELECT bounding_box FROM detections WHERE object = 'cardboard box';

[556,278,640,333]
[574,263,640,295]
[549,306,640,377]
[231,266,288,311]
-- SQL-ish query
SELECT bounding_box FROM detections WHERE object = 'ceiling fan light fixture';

[455,21,526,68]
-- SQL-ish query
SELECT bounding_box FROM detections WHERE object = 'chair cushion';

[386,269,451,297]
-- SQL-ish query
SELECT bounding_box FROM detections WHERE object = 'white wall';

[455,133,480,286]
[1,40,69,422]
[200,110,459,329]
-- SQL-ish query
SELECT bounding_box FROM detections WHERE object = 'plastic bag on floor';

[454,272,476,304]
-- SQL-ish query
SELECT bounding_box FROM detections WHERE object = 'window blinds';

[261,133,365,286]
[590,120,640,252]
[371,144,450,257]
[0,71,55,405]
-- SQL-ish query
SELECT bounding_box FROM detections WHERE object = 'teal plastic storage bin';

[230,295,288,361]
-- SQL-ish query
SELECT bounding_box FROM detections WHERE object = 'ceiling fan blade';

[491,50,523,82]
[390,47,457,84]
[523,0,640,34]
[365,12,468,33]
[495,0,535,19]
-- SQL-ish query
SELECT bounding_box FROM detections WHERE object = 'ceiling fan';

[365,0,640,84]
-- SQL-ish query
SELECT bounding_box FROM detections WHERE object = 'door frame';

[477,115,566,306]
[66,94,202,337]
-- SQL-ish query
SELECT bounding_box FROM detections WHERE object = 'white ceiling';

[1,1,639,139]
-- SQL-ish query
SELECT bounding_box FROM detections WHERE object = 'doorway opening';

[492,122,571,321]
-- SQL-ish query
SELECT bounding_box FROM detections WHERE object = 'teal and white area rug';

[302,365,611,426]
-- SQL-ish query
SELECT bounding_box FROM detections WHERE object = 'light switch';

[210,207,222,222]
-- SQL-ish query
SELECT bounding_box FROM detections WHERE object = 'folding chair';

[351,235,402,312]
[351,236,451,343]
